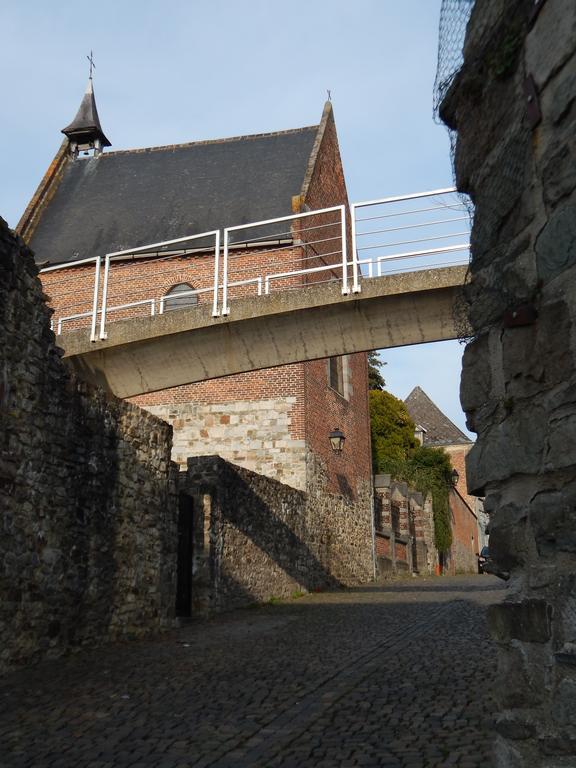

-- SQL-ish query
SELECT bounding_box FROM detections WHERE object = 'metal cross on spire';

[87,50,96,79]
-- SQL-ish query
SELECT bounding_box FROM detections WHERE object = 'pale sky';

[0,0,473,438]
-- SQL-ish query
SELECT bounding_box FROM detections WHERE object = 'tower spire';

[61,54,111,157]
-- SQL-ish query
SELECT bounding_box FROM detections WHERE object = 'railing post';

[99,254,111,340]
[340,205,349,295]
[222,230,230,315]
[212,230,221,317]
[90,256,101,342]
[350,204,361,294]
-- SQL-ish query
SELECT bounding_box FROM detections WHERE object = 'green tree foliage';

[369,390,416,469]
[367,351,386,391]
[369,390,454,553]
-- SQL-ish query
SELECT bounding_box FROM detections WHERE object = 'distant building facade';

[405,386,486,573]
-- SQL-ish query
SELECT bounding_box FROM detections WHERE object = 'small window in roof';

[164,283,198,312]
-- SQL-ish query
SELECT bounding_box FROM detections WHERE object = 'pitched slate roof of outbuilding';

[26,126,319,266]
[404,386,472,446]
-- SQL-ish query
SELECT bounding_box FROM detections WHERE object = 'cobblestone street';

[0,576,504,768]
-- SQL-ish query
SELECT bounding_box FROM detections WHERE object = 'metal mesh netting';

[433,0,476,117]
[433,0,477,342]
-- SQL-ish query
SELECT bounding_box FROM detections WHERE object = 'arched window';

[163,283,198,312]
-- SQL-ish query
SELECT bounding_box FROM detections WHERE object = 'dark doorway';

[176,493,194,617]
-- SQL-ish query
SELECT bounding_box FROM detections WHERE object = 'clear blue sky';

[0,0,472,437]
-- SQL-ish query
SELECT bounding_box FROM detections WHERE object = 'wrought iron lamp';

[451,468,459,486]
[329,428,345,454]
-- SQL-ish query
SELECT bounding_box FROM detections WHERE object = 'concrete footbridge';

[62,265,468,397]
[42,188,470,396]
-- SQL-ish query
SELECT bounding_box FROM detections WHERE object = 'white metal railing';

[221,205,347,315]
[38,189,471,342]
[41,256,101,341]
[98,230,220,339]
[351,187,470,280]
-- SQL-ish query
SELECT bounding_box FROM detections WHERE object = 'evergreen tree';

[367,351,386,390]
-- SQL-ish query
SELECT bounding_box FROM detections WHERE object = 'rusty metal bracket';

[524,75,542,129]
[529,0,548,27]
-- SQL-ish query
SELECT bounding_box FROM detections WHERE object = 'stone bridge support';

[442,0,576,764]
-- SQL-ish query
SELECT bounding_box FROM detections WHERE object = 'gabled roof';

[21,103,334,267]
[404,386,472,446]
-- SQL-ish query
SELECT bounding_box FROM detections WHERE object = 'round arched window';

[164,283,198,312]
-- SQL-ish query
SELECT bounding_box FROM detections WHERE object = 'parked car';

[478,545,490,574]
[477,545,510,580]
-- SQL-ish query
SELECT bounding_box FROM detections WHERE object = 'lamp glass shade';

[329,428,345,453]
[451,468,460,486]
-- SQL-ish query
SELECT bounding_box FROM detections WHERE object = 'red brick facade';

[35,104,372,498]
[447,488,479,574]
[444,445,481,573]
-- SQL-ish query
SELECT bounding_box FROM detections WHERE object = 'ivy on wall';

[369,389,454,553]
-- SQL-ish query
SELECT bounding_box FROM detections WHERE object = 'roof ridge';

[102,125,319,157]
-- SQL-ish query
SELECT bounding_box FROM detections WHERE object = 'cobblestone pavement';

[0,576,505,768]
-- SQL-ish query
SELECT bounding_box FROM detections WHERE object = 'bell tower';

[61,53,111,157]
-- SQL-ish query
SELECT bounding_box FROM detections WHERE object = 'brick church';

[18,76,373,508]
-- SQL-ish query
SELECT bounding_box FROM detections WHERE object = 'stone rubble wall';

[374,476,437,577]
[184,454,374,613]
[0,219,178,674]
[441,0,576,763]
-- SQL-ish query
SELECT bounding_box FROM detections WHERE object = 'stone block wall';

[441,0,576,762]
[184,454,374,613]
[0,219,178,673]
[145,396,307,490]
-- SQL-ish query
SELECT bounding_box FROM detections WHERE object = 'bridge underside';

[63,266,467,398]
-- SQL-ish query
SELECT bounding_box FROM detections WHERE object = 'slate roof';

[404,386,472,446]
[28,126,319,266]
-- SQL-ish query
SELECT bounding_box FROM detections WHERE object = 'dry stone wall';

[442,0,576,763]
[0,219,178,673]
[184,453,374,613]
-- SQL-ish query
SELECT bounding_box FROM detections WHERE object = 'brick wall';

[444,444,477,512]
[0,219,178,673]
[448,490,479,574]
[304,354,372,497]
[38,109,372,505]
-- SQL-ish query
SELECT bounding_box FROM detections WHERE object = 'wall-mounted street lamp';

[451,468,460,487]
[329,427,346,454]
